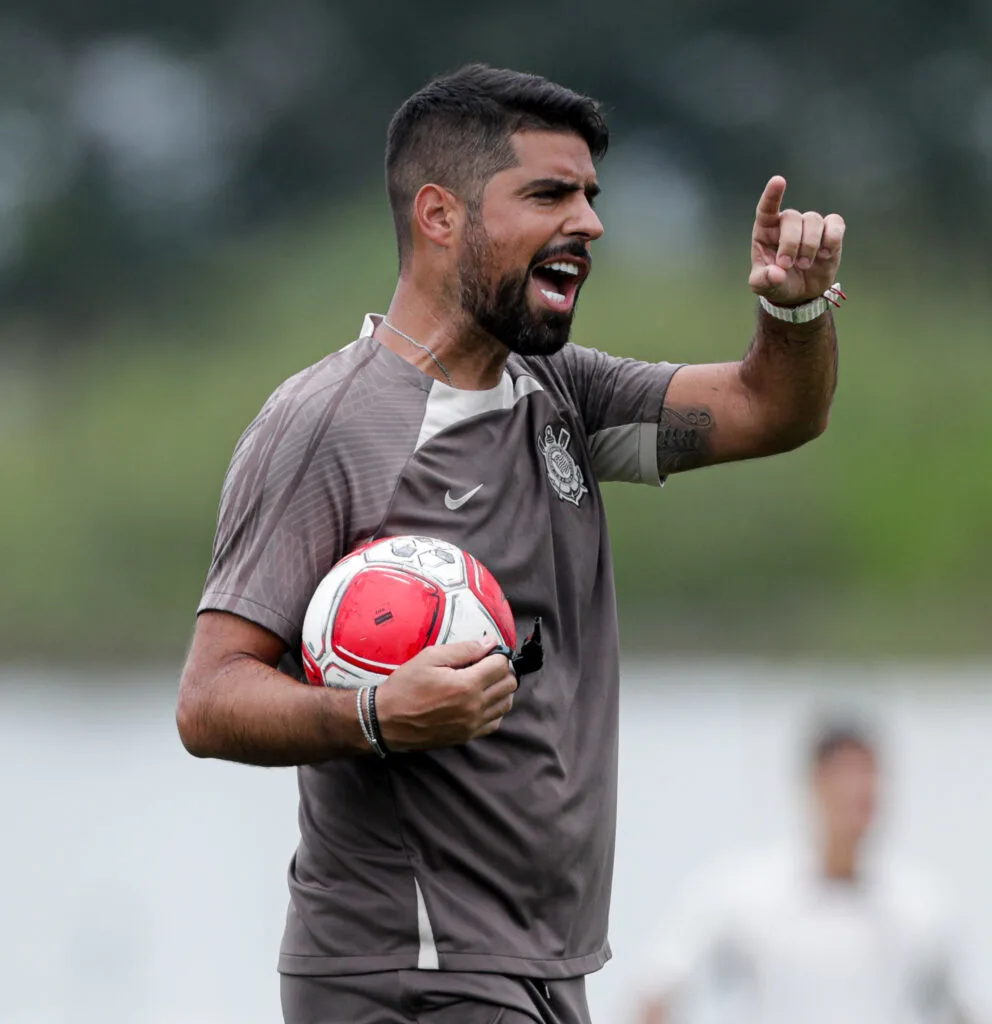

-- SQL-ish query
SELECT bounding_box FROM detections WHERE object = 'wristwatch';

[760,283,846,324]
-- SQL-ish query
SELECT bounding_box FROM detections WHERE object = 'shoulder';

[513,343,602,383]
[262,338,387,422]
[508,348,573,396]
[240,338,426,455]
[507,345,612,418]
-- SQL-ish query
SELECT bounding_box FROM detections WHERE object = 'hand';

[749,176,845,306]
[374,641,517,751]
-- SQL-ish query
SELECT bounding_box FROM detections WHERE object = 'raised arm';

[657,176,845,474]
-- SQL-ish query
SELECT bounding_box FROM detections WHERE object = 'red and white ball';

[301,535,517,688]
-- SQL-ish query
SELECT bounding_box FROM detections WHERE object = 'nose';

[565,197,604,242]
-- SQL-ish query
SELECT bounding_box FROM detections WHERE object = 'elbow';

[805,406,832,444]
[792,409,831,449]
[175,684,213,759]
[766,406,831,455]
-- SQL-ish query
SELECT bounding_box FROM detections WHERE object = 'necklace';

[381,319,453,386]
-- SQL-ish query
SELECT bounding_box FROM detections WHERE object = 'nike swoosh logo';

[444,484,484,510]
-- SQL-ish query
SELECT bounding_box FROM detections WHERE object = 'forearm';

[655,306,838,471]
[738,307,838,449]
[177,655,368,767]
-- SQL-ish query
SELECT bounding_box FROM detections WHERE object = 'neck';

[821,833,860,881]
[374,278,508,390]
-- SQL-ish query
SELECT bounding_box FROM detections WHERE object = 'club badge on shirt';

[538,424,588,507]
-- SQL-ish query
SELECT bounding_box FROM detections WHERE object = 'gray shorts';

[280,969,591,1024]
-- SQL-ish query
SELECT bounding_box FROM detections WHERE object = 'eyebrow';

[518,177,602,200]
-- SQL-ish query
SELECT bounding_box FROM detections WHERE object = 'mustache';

[528,241,593,274]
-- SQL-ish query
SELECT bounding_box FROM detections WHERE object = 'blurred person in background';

[177,62,846,1024]
[636,718,975,1024]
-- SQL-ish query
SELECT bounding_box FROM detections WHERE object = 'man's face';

[457,130,604,357]
[813,744,879,845]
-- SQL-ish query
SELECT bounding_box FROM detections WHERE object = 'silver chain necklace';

[381,319,453,386]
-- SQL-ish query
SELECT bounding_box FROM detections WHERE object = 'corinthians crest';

[538,424,588,507]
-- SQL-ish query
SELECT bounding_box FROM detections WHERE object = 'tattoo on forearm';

[657,406,714,474]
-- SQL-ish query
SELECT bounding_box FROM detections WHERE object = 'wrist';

[317,685,374,758]
[367,684,389,755]
[355,685,388,758]
[759,283,846,324]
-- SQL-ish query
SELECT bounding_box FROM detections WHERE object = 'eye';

[532,190,562,203]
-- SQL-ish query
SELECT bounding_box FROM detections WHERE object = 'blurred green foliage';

[4,1,992,311]
[2,204,990,664]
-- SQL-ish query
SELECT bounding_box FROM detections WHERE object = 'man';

[636,720,973,1024]
[176,64,845,1024]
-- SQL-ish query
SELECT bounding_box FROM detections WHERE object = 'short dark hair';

[808,714,878,768]
[385,64,609,264]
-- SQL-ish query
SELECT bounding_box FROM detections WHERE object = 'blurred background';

[2,1,990,1022]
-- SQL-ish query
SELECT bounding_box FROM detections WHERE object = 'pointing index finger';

[755,175,787,224]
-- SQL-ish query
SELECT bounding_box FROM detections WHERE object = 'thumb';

[750,262,787,293]
[417,639,495,669]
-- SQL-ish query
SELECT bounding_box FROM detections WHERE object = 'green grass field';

[3,202,990,664]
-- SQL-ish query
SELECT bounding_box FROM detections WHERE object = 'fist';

[750,176,845,306]
[373,641,518,752]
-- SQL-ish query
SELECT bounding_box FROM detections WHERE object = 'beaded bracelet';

[367,685,389,757]
[356,685,387,759]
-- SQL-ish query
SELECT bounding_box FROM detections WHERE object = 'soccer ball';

[301,535,517,688]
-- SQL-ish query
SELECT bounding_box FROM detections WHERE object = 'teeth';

[546,261,580,276]
[541,289,567,303]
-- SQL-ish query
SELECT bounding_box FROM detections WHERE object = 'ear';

[413,183,464,250]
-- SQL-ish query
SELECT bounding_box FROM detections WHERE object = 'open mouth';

[529,257,589,315]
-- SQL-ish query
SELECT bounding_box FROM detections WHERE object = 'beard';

[457,223,586,358]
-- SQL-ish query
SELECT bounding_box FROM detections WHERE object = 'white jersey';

[640,845,967,1024]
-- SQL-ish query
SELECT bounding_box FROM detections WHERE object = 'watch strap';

[760,282,845,324]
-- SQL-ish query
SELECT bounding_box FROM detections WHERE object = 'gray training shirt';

[199,314,681,980]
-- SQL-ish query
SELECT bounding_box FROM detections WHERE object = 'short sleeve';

[559,344,684,485]
[197,375,349,647]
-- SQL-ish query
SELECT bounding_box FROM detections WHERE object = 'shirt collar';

[359,313,382,338]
